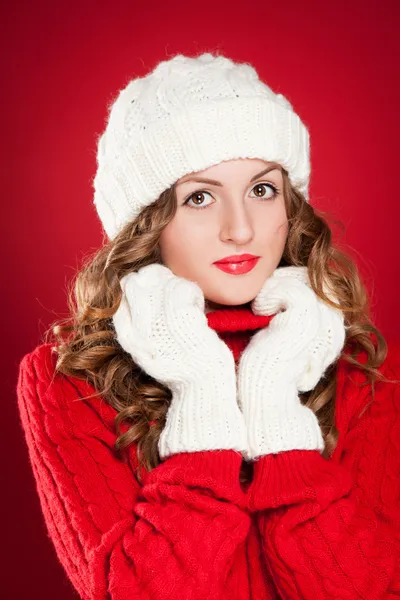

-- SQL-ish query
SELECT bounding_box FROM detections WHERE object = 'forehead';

[177,159,283,186]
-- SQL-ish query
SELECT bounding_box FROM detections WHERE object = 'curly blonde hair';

[44,164,395,485]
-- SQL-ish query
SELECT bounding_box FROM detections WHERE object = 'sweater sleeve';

[245,343,400,599]
[16,344,251,600]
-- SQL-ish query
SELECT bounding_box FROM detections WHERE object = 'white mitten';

[238,266,346,460]
[112,263,248,459]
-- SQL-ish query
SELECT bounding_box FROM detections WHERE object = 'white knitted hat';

[92,52,311,240]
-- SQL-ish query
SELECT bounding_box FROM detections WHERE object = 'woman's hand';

[238,266,346,461]
[112,263,248,459]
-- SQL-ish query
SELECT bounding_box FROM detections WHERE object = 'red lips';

[213,254,261,275]
[213,253,259,264]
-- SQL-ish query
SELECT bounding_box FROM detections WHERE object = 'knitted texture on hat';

[93,52,311,240]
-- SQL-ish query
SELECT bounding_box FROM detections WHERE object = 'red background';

[3,1,399,597]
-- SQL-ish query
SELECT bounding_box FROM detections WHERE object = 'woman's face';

[159,158,289,308]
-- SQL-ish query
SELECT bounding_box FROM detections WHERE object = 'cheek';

[159,224,181,264]
[275,218,289,244]
[159,220,208,272]
[260,211,288,249]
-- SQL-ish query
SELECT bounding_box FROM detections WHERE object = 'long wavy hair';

[44,164,396,485]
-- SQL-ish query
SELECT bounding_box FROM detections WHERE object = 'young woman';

[17,52,400,599]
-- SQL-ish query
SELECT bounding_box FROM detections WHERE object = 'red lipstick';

[213,253,260,275]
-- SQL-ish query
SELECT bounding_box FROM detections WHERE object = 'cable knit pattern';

[246,346,400,598]
[16,307,400,599]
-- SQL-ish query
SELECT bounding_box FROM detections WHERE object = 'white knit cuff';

[244,397,325,461]
[158,380,248,459]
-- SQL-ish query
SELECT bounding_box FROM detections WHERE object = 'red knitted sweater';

[16,306,400,599]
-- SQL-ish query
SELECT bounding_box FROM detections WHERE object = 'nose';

[219,200,255,245]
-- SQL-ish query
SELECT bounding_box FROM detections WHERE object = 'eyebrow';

[176,164,281,187]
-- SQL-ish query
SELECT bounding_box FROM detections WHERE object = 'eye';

[250,182,279,200]
[183,190,213,210]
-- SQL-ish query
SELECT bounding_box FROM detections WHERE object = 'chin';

[205,292,255,309]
